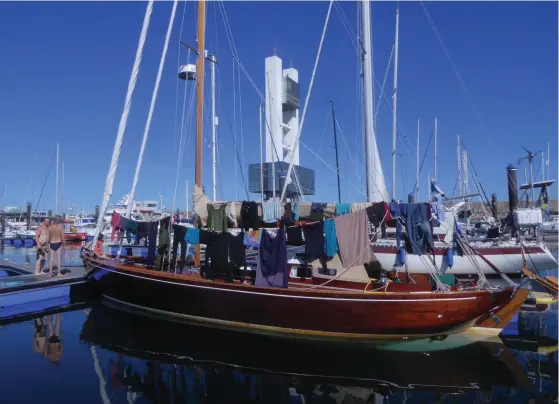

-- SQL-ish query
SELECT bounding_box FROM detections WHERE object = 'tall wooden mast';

[195,0,206,266]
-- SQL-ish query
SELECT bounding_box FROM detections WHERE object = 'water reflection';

[32,313,64,365]
[79,302,557,403]
[0,302,555,403]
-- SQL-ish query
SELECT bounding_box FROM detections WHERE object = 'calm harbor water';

[0,245,557,403]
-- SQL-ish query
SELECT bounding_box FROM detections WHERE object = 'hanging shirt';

[173,224,187,243]
[255,228,287,288]
[281,202,295,227]
[186,228,200,244]
[335,203,351,216]
[207,204,228,232]
[230,232,246,270]
[323,219,338,258]
[431,201,445,225]
[286,226,304,246]
[390,202,432,255]
[240,201,260,230]
[119,217,138,244]
[366,202,388,226]
[146,222,158,267]
[136,222,149,243]
[158,218,171,248]
[225,201,238,227]
[334,209,375,268]
[210,232,232,271]
[262,201,281,223]
[302,222,324,261]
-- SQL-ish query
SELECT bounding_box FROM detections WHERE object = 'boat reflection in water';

[77,301,556,403]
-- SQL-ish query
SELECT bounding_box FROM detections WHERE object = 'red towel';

[110,212,121,241]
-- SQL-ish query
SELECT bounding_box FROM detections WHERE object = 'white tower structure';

[264,55,300,166]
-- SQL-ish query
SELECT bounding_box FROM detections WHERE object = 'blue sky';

[0,1,556,213]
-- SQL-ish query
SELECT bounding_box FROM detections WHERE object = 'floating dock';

[0,263,95,323]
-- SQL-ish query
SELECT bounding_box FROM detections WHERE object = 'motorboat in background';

[543,215,558,234]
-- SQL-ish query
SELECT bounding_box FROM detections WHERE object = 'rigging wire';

[216,65,249,199]
[460,140,495,211]
[335,116,361,185]
[232,59,239,199]
[237,59,246,194]
[300,140,367,198]
[127,0,179,220]
[334,1,356,49]
[27,152,39,204]
[280,0,334,201]
[172,50,195,217]
[316,106,332,156]
[263,72,305,199]
[173,0,189,164]
[419,1,490,142]
[411,129,434,194]
[374,43,394,122]
[92,0,155,245]
[334,2,412,195]
[33,148,56,215]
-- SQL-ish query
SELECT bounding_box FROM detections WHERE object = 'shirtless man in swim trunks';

[34,218,50,275]
[48,216,65,278]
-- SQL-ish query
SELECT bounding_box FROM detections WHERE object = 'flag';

[431,180,446,198]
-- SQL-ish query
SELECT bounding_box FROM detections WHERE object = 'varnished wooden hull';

[84,254,518,341]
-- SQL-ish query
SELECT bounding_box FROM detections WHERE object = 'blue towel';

[244,230,261,248]
[185,228,200,244]
[263,201,281,223]
[335,203,351,216]
[324,219,339,258]
[293,202,299,221]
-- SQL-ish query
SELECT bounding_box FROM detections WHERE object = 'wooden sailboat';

[83,0,524,342]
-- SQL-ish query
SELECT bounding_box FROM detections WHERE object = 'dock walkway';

[0,263,95,323]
